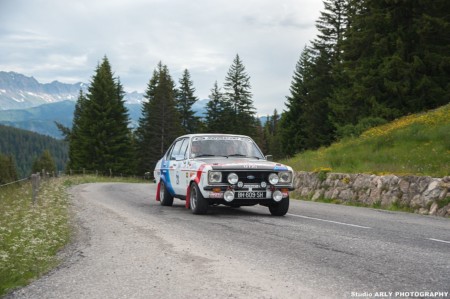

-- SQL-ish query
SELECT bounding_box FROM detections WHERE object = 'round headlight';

[279,172,291,183]
[227,173,239,184]
[268,173,279,185]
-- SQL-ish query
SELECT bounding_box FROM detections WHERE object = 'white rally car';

[153,134,294,216]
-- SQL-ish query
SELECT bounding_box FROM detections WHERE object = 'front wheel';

[269,196,289,216]
[160,181,174,206]
[190,183,208,215]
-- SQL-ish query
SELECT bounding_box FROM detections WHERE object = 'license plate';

[236,191,266,199]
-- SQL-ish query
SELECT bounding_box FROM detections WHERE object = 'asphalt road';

[9,183,450,299]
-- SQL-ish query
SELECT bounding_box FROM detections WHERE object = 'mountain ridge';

[0,100,144,138]
[0,71,265,138]
[0,71,144,110]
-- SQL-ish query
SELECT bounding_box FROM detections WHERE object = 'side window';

[179,138,189,159]
[170,139,184,160]
[165,142,176,160]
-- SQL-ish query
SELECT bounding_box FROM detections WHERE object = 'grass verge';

[0,179,70,296]
[0,175,149,296]
[281,104,450,177]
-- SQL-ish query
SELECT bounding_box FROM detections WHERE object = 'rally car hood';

[195,158,290,171]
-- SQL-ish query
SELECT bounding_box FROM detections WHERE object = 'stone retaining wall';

[293,172,450,217]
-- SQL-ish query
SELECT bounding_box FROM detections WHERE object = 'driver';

[190,142,202,158]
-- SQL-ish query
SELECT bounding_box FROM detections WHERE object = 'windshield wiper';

[227,154,262,160]
[195,154,229,158]
[227,154,246,157]
[194,154,216,158]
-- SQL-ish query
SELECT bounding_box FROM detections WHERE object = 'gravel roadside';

[7,183,318,299]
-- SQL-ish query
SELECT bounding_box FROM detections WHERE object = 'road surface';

[9,183,450,299]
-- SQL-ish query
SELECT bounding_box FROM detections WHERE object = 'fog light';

[224,190,235,202]
[273,190,283,202]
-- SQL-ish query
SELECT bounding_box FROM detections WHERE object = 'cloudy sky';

[0,0,323,115]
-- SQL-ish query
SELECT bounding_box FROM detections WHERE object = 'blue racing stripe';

[161,160,175,196]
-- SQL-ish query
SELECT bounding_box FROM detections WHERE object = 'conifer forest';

[1,0,449,178]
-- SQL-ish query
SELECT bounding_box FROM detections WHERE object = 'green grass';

[282,104,450,177]
[62,175,148,187]
[0,175,149,296]
[0,179,70,296]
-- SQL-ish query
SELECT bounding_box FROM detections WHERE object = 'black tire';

[159,181,174,206]
[269,196,289,216]
[190,183,208,215]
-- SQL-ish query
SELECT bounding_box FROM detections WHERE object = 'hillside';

[282,104,450,178]
[0,124,68,177]
[0,101,144,139]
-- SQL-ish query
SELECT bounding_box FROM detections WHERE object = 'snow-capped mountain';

[0,71,144,110]
[0,71,86,110]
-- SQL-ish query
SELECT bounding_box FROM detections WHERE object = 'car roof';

[177,133,252,139]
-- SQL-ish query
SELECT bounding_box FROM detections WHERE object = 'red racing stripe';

[156,181,161,201]
[185,164,206,209]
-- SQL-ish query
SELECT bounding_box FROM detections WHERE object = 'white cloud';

[0,0,322,115]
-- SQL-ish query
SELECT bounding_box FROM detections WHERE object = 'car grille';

[222,171,270,184]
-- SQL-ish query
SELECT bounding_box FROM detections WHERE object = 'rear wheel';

[160,181,174,206]
[190,183,208,214]
[269,196,289,216]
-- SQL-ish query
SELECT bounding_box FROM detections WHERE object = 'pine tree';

[204,81,235,133]
[306,0,349,147]
[135,62,183,174]
[313,0,350,62]
[204,81,223,132]
[68,56,133,175]
[223,54,256,136]
[65,90,87,170]
[7,155,18,181]
[280,0,349,155]
[279,47,313,156]
[176,69,200,133]
[263,109,283,158]
[32,150,56,175]
[332,0,450,129]
[302,49,335,149]
[0,154,18,184]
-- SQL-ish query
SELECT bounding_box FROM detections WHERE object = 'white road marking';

[428,238,450,245]
[287,213,372,229]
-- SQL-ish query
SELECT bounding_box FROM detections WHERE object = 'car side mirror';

[265,155,273,161]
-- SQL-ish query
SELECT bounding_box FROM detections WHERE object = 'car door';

[167,138,189,196]
[160,141,177,197]
[175,138,189,195]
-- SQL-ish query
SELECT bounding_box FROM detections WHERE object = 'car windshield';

[190,136,264,159]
